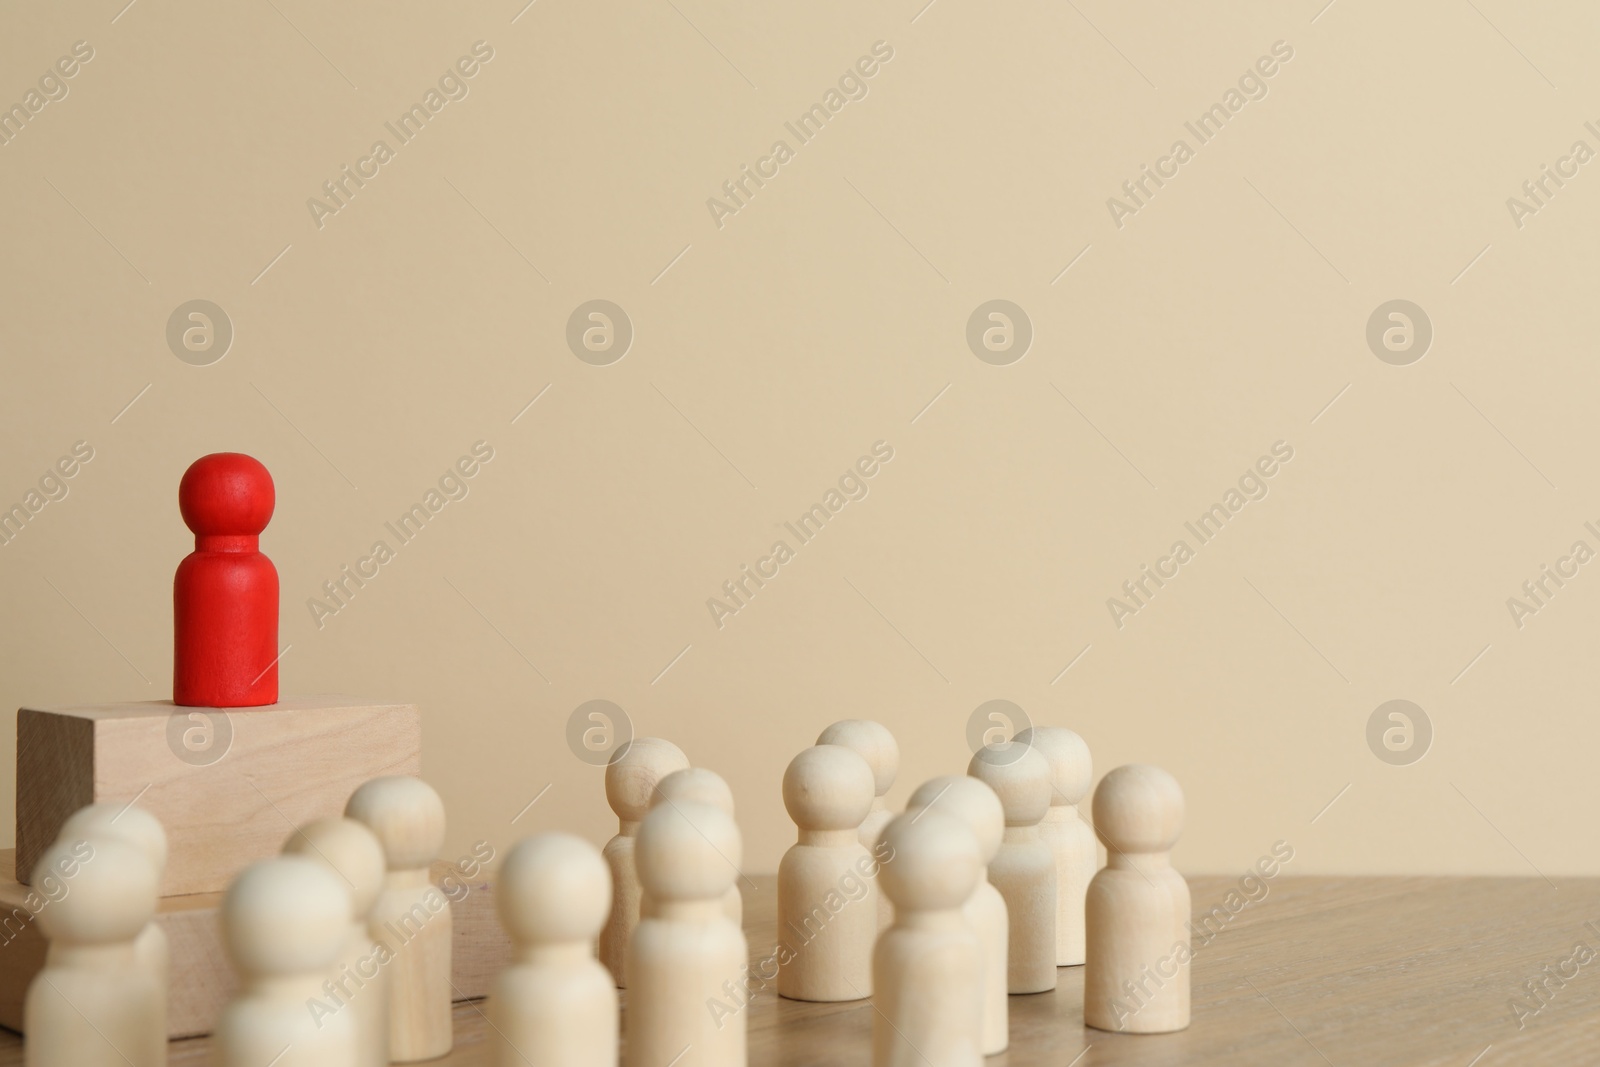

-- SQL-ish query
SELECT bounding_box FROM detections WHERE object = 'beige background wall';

[2,0,1596,877]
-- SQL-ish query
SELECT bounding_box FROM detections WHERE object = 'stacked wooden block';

[1,696,509,1038]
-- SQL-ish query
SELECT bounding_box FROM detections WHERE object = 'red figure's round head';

[179,453,275,536]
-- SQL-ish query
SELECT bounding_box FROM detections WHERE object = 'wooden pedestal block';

[15,696,420,896]
[0,851,512,1039]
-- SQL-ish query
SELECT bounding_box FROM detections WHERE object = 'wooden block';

[15,696,420,897]
[0,851,510,1039]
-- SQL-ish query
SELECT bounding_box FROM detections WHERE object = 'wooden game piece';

[487,833,617,1067]
[15,696,421,898]
[56,804,169,1051]
[815,720,898,932]
[24,837,162,1067]
[814,720,898,850]
[173,453,279,708]
[600,737,689,987]
[625,800,746,1067]
[1013,726,1095,966]
[905,776,1009,1055]
[282,818,389,1067]
[966,742,1056,994]
[872,808,983,1067]
[345,776,452,1062]
[650,767,742,927]
[1084,764,1189,1034]
[777,744,877,1002]
[214,857,357,1067]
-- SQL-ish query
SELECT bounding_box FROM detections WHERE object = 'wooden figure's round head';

[1013,726,1092,807]
[223,857,348,977]
[815,719,899,798]
[59,802,168,880]
[34,837,156,946]
[782,744,875,833]
[497,832,611,945]
[282,817,386,920]
[905,775,1004,865]
[878,809,979,912]
[179,453,274,536]
[1091,764,1184,855]
[652,767,735,816]
[966,742,1051,827]
[345,775,446,870]
[648,775,745,876]
[634,800,740,904]
[605,737,690,824]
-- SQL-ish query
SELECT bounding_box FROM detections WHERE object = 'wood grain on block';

[15,696,421,897]
[0,852,508,1039]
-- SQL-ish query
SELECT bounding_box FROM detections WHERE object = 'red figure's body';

[173,453,279,707]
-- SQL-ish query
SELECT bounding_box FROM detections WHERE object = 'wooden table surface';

[0,873,1593,1065]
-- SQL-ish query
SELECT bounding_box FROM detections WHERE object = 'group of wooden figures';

[21,721,1188,1066]
[591,720,1191,1067]
[24,775,453,1066]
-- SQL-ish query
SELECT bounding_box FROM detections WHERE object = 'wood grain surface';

[0,874,1592,1065]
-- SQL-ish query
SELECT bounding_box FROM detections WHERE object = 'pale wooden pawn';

[601,737,689,987]
[816,720,899,932]
[25,837,162,1067]
[872,809,983,1067]
[214,857,357,1067]
[489,833,617,1067]
[1085,764,1190,1034]
[906,776,1009,1055]
[1014,726,1095,966]
[967,742,1056,993]
[58,802,170,1055]
[650,767,742,927]
[625,801,746,1067]
[346,775,452,1062]
[283,817,389,1067]
[778,744,878,1001]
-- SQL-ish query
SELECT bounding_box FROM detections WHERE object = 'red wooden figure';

[173,453,279,707]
